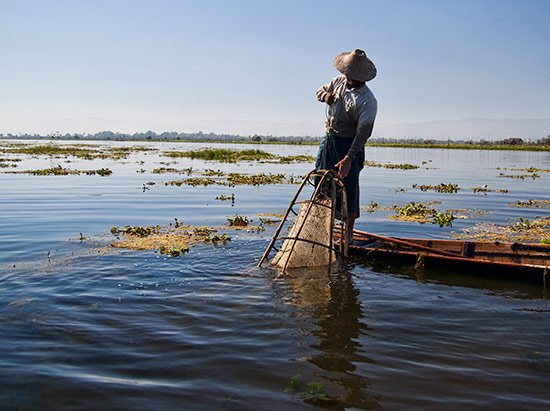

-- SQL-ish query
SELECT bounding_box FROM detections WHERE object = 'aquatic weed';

[509,199,550,208]
[159,245,189,257]
[165,177,220,187]
[365,160,419,170]
[226,172,285,186]
[397,202,436,217]
[227,215,249,227]
[164,148,276,162]
[111,225,159,237]
[473,185,509,194]
[433,212,455,227]
[412,183,460,193]
[498,172,540,180]
[284,374,329,402]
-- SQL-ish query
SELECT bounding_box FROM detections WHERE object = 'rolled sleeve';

[316,82,333,103]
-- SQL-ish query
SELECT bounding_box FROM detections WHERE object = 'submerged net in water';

[271,195,335,270]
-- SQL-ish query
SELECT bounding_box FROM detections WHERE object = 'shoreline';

[2,137,550,152]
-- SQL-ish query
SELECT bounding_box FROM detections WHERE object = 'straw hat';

[333,49,377,82]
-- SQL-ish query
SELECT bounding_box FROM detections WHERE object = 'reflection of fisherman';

[316,49,377,241]
[280,268,380,408]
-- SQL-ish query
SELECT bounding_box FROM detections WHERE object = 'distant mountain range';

[375,118,550,140]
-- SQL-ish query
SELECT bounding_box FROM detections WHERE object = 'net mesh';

[271,196,335,269]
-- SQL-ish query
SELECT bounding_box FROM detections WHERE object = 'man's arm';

[347,99,377,160]
[316,79,336,105]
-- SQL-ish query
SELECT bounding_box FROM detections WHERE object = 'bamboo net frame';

[258,169,349,274]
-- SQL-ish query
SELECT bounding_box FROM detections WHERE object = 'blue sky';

[1,0,549,138]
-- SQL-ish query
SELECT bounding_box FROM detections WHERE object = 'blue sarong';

[315,133,364,217]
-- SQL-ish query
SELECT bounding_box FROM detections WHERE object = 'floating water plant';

[433,212,455,227]
[258,217,280,225]
[412,183,460,193]
[454,217,550,243]
[159,245,189,257]
[365,160,419,170]
[363,200,379,213]
[152,167,178,173]
[165,177,220,187]
[201,169,225,177]
[204,233,231,243]
[215,194,235,201]
[509,199,550,208]
[0,157,20,168]
[392,201,454,227]
[227,215,249,227]
[164,148,276,162]
[152,167,193,174]
[13,166,113,176]
[285,374,329,402]
[2,144,152,160]
[111,225,159,237]
[227,172,286,186]
[397,202,437,218]
[85,168,112,176]
[163,148,314,164]
[277,155,316,163]
[511,166,550,173]
[473,185,509,194]
[111,221,232,255]
[498,172,540,179]
[215,193,235,206]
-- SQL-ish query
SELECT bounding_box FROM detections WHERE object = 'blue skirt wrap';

[315,132,364,216]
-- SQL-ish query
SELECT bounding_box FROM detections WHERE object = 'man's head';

[333,49,376,82]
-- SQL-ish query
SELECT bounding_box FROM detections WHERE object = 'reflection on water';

[276,265,381,409]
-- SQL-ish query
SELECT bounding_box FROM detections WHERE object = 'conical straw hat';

[333,49,377,82]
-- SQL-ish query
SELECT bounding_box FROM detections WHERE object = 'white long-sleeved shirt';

[316,75,377,159]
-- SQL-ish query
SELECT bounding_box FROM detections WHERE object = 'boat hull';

[345,233,550,284]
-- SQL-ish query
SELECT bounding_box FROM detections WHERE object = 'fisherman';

[315,49,377,242]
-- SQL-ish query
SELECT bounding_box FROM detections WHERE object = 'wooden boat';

[341,229,550,284]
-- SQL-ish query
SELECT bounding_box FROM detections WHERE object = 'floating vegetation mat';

[412,183,460,193]
[0,143,153,160]
[163,148,314,164]
[498,166,550,173]
[9,166,113,176]
[473,185,509,194]
[364,160,419,170]
[454,217,550,243]
[0,157,20,168]
[508,199,550,208]
[111,222,231,257]
[498,172,540,180]
[388,201,455,226]
[361,201,461,227]
[151,167,193,174]
[110,216,268,256]
[164,171,297,187]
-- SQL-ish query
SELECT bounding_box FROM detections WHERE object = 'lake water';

[1,140,549,410]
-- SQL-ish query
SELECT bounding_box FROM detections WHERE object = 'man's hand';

[323,92,336,105]
[335,156,351,179]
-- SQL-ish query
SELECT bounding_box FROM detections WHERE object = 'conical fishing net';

[271,195,335,269]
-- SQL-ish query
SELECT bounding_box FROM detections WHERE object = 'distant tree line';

[1,131,549,146]
[369,135,550,146]
[0,130,322,143]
